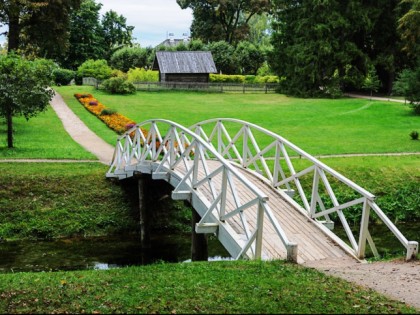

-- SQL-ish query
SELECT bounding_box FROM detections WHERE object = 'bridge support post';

[136,173,151,249]
[191,209,208,261]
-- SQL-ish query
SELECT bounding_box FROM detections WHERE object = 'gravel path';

[49,92,115,165]
[303,257,420,311]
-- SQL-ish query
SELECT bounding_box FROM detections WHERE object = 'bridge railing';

[190,118,418,261]
[107,119,298,262]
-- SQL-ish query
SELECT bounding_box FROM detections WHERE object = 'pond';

[0,234,231,274]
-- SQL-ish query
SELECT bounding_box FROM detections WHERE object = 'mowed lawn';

[56,86,420,156]
[0,103,96,160]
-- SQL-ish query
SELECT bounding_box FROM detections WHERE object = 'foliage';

[209,73,280,84]
[0,0,81,57]
[53,68,75,86]
[127,67,159,82]
[234,41,265,75]
[100,77,136,95]
[0,260,416,314]
[58,0,105,69]
[394,64,420,114]
[207,41,237,74]
[77,59,112,81]
[269,0,411,97]
[362,65,382,97]
[101,10,134,60]
[110,47,152,72]
[397,0,420,58]
[410,130,419,140]
[177,0,271,45]
[0,54,55,148]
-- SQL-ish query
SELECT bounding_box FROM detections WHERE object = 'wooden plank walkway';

[176,160,354,265]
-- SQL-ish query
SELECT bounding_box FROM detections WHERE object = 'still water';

[0,234,231,273]
[0,222,418,273]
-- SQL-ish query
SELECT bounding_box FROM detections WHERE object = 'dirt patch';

[303,257,420,311]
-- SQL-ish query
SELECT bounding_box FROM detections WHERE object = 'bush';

[77,59,113,81]
[127,67,159,82]
[100,108,117,116]
[110,47,151,72]
[101,77,136,94]
[53,68,75,86]
[410,131,419,140]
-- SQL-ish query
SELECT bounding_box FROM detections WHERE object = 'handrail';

[190,118,418,261]
[107,119,298,262]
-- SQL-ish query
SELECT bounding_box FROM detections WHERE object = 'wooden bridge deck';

[177,160,354,264]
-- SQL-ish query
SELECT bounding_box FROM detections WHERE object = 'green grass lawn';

[0,87,419,314]
[55,86,420,155]
[0,260,417,314]
[0,105,96,160]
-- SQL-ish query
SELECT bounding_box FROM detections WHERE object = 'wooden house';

[152,51,217,83]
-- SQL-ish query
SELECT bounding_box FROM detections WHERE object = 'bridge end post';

[406,241,418,261]
[286,243,298,263]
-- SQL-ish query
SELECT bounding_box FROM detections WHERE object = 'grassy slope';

[56,86,420,155]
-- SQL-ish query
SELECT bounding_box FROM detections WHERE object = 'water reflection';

[0,234,231,273]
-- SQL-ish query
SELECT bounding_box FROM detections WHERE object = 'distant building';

[152,51,217,83]
[157,33,190,48]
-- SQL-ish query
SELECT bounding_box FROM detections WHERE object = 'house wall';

[163,73,209,83]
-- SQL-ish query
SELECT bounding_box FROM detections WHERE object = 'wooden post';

[191,208,208,261]
[137,174,151,249]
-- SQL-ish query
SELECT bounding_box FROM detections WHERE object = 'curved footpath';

[49,92,115,165]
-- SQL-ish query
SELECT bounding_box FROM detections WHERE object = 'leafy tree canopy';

[0,53,55,147]
[177,0,271,45]
[0,0,81,57]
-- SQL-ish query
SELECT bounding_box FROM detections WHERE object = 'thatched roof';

[153,51,217,74]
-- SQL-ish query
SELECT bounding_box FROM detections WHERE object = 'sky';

[0,0,193,48]
[99,0,193,47]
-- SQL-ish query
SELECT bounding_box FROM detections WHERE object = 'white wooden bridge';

[106,118,418,264]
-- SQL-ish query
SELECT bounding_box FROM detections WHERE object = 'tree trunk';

[7,7,21,52]
[6,106,13,148]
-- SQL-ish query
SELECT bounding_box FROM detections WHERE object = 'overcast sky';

[100,0,193,47]
[0,0,193,48]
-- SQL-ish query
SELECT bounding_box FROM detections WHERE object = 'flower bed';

[74,93,145,136]
[74,93,190,155]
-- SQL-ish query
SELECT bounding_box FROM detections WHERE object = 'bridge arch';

[107,118,418,263]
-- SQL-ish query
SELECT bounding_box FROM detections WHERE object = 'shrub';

[410,131,419,140]
[77,59,113,81]
[127,67,159,82]
[100,108,117,116]
[53,68,75,86]
[101,77,136,94]
[110,46,150,72]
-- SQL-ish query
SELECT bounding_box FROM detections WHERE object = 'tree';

[177,0,271,45]
[110,46,151,72]
[61,0,105,69]
[362,64,382,98]
[0,0,81,56]
[207,41,237,74]
[234,41,265,74]
[269,0,410,97]
[101,10,134,60]
[397,0,420,59]
[0,53,55,148]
